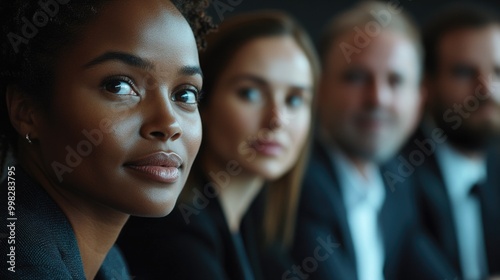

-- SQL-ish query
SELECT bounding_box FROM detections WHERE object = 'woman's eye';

[287,94,305,108]
[238,87,262,102]
[172,88,199,104]
[103,79,137,95]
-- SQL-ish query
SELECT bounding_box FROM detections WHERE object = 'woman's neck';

[69,204,128,279]
[219,175,264,233]
[201,154,264,233]
[18,154,128,279]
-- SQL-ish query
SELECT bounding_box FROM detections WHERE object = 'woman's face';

[34,0,202,216]
[202,36,313,180]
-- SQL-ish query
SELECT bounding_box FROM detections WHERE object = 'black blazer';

[407,129,500,278]
[0,166,129,280]
[291,140,457,280]
[118,178,274,280]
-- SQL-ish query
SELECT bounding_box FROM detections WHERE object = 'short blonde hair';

[320,0,422,66]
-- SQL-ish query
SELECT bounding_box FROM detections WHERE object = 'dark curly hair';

[0,0,215,176]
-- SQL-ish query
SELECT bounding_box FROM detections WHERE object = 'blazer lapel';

[312,141,358,270]
[378,160,412,279]
[480,149,500,274]
[417,153,462,274]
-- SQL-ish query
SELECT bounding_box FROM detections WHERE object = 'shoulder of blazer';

[299,140,342,220]
[0,166,86,279]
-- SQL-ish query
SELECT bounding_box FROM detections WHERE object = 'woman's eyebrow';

[229,74,311,91]
[179,65,203,78]
[229,74,268,87]
[83,51,203,78]
[83,51,155,70]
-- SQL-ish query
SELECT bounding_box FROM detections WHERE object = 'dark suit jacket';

[0,166,129,280]
[118,177,274,280]
[407,129,500,278]
[291,140,457,280]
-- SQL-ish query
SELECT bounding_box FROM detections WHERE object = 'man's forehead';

[327,37,419,76]
[328,30,419,67]
[438,25,500,59]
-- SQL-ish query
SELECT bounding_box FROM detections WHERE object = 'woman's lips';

[251,141,284,156]
[125,152,183,184]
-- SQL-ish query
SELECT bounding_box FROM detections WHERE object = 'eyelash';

[171,85,201,105]
[100,74,201,112]
[101,75,139,96]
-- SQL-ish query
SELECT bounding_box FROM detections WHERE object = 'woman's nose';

[140,87,183,142]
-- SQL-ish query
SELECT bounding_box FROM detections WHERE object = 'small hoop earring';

[25,133,32,144]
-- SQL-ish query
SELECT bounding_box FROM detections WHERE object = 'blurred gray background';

[205,0,500,45]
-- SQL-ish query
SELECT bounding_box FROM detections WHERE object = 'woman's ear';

[5,86,42,142]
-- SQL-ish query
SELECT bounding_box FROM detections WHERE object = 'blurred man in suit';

[290,1,456,280]
[403,4,500,279]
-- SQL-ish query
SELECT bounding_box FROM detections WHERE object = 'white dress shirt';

[326,146,386,280]
[435,143,488,280]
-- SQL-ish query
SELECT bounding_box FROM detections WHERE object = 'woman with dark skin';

[0,1,213,279]
[119,11,319,280]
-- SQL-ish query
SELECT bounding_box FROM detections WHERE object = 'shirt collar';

[317,135,386,211]
[435,142,487,199]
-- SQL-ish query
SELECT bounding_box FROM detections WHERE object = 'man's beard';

[432,103,500,152]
